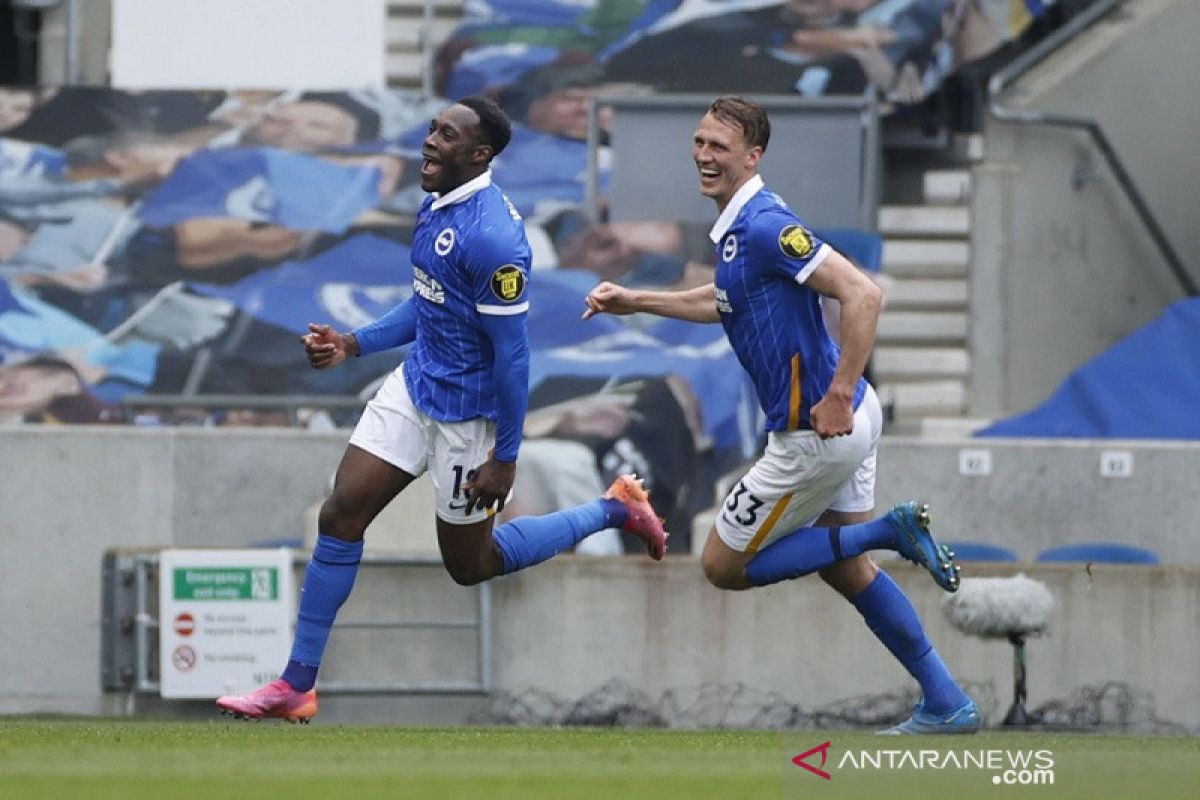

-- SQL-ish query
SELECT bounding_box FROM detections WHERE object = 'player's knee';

[317,494,367,540]
[820,555,879,599]
[444,559,491,587]
[701,553,746,591]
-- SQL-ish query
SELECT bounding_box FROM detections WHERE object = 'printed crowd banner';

[139,147,382,234]
[189,233,414,335]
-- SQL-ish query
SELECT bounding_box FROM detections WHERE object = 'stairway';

[874,169,973,433]
[385,0,464,90]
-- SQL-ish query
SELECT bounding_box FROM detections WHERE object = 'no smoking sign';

[171,645,197,672]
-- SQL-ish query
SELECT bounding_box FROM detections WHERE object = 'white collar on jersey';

[708,174,765,243]
[430,169,493,211]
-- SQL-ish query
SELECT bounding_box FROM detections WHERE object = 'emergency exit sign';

[159,549,294,699]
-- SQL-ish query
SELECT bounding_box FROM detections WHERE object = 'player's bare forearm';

[807,253,882,395]
[583,281,719,323]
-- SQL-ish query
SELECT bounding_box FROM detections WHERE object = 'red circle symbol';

[174,612,195,637]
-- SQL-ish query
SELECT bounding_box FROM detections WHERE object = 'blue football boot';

[879,699,981,735]
[887,501,961,592]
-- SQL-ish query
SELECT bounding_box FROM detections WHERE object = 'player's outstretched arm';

[582,281,720,323]
[301,323,358,370]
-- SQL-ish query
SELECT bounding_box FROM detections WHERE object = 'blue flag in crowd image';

[442,44,561,98]
[976,298,1200,440]
[138,147,381,233]
[464,0,598,27]
[0,138,66,178]
[189,234,414,335]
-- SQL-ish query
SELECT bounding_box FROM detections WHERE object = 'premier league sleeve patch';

[490,264,526,301]
[778,224,814,259]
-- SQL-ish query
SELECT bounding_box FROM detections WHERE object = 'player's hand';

[582,281,638,319]
[301,323,354,370]
[809,393,854,439]
[462,457,516,515]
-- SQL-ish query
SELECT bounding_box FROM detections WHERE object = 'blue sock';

[745,516,895,586]
[851,570,969,714]
[492,498,626,574]
[281,534,363,692]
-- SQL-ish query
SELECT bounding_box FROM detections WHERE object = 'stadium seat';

[813,228,883,273]
[943,541,1020,562]
[1035,543,1160,564]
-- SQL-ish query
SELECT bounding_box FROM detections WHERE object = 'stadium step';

[873,347,970,381]
[879,380,967,418]
[922,169,972,205]
[877,311,968,344]
[876,178,974,428]
[878,205,971,238]
[882,239,970,279]
[917,416,996,439]
[386,0,464,89]
[884,278,968,311]
[386,16,459,48]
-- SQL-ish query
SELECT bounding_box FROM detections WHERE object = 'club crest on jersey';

[778,224,814,258]
[490,264,526,301]
[722,235,738,263]
[434,227,455,256]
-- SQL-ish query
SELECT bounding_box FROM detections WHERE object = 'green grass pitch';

[1,718,1196,800]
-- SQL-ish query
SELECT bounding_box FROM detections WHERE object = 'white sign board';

[111,0,386,89]
[158,549,294,699]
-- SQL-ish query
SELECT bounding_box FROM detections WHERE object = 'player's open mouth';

[698,167,719,185]
[421,157,441,177]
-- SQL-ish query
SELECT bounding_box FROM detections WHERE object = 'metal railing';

[121,394,368,427]
[988,0,1197,296]
[102,550,493,696]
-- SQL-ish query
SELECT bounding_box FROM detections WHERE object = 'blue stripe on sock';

[285,534,363,690]
[493,499,610,574]
[745,516,899,587]
[838,516,895,554]
[745,527,836,585]
[851,570,969,714]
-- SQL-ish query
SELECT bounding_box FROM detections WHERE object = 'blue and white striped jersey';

[709,175,867,432]
[403,170,531,427]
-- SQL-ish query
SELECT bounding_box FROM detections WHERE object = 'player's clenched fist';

[582,281,638,319]
[301,322,357,369]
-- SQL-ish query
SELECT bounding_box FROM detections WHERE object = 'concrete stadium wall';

[2,427,1198,723]
[971,0,1200,416]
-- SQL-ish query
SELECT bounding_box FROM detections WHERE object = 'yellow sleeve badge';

[778,224,814,259]
[490,264,526,301]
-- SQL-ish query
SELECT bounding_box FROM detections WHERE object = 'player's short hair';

[458,95,512,157]
[707,95,770,153]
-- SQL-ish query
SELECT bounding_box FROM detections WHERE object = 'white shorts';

[716,385,883,554]
[349,368,498,526]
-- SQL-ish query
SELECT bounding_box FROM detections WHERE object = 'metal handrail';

[988,0,1197,296]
